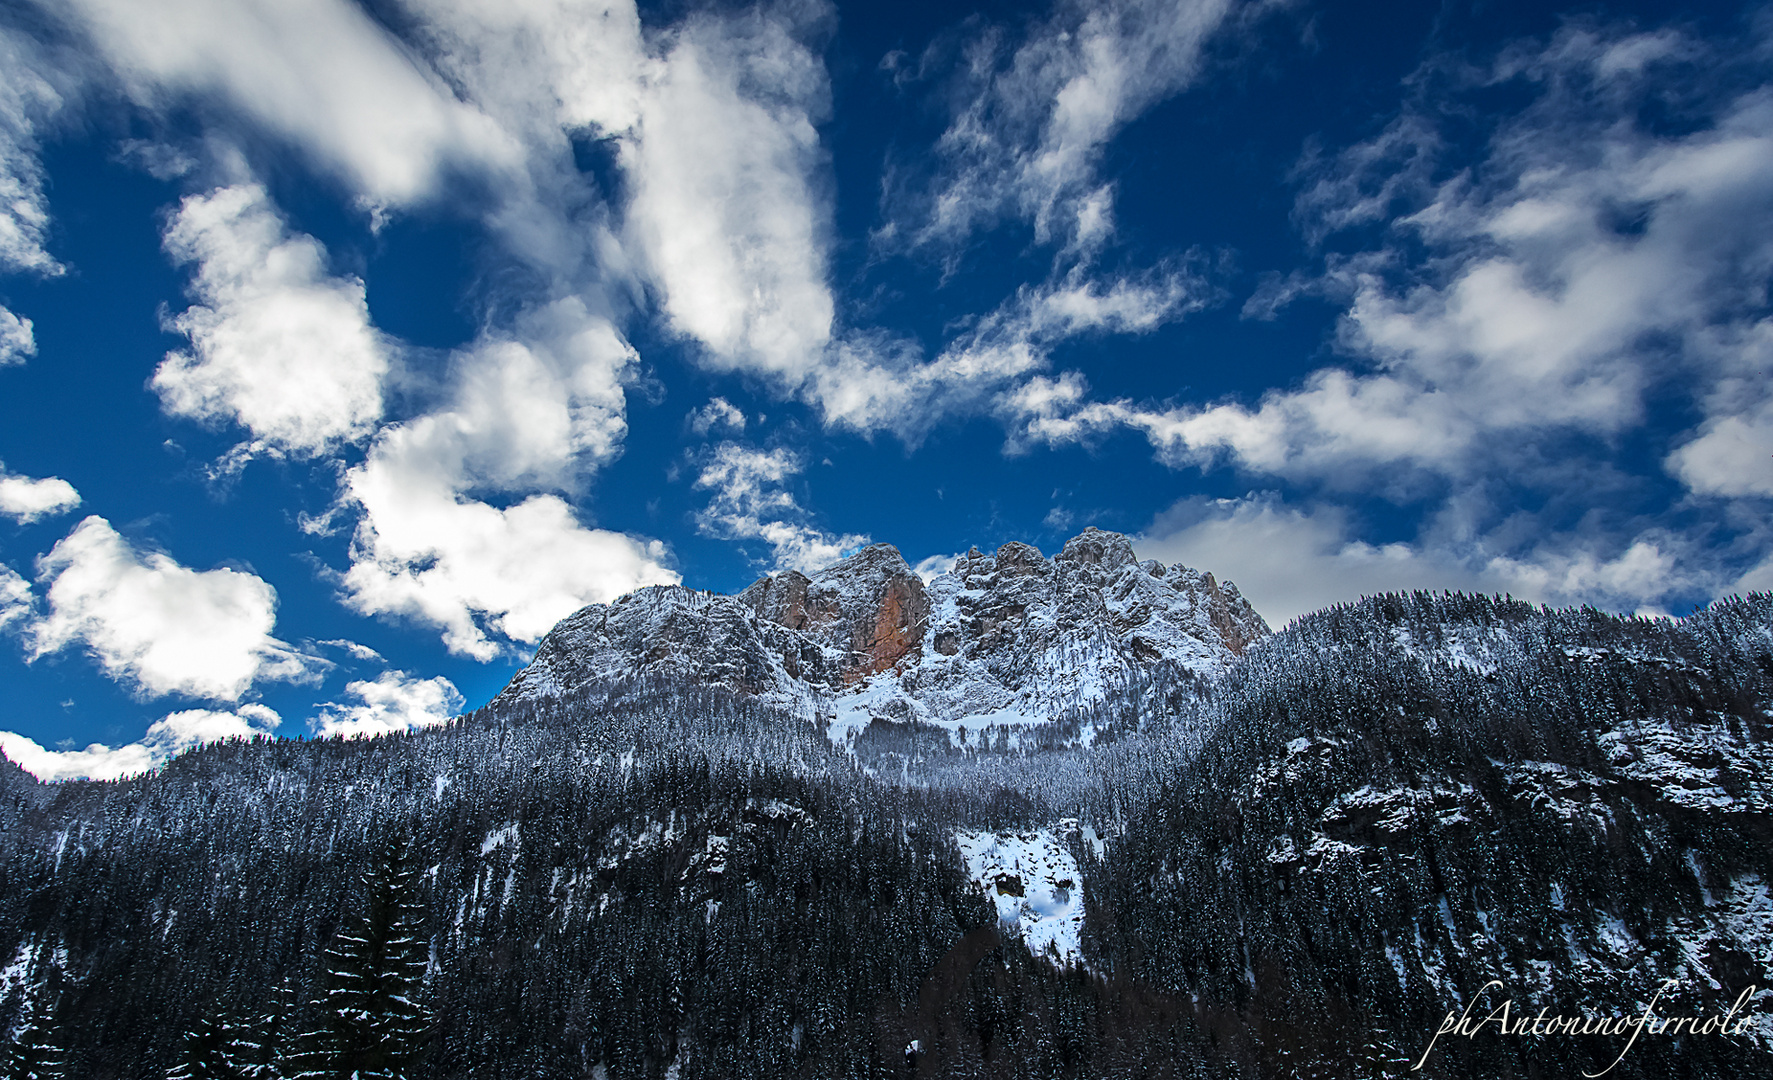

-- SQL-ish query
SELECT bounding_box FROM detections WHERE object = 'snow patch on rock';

[956,828,1084,966]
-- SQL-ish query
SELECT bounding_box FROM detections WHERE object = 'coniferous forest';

[1,591,1770,1078]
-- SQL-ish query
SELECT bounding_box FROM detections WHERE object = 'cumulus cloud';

[28,516,318,700]
[313,669,463,739]
[340,468,677,659]
[0,702,279,782]
[621,6,835,385]
[0,464,79,523]
[894,0,1237,252]
[1139,494,1711,624]
[334,309,676,659]
[61,0,518,207]
[693,443,866,574]
[153,185,391,458]
[0,306,35,366]
[1670,404,1773,498]
[1667,321,1773,498]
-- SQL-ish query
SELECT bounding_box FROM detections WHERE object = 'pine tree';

[167,1016,253,1080]
[236,980,299,1079]
[287,837,434,1080]
[2,1009,68,1080]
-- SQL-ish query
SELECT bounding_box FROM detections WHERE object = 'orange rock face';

[739,543,930,685]
[854,573,929,681]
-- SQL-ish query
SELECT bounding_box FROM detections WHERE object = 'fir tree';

[2,1009,68,1080]
[288,837,434,1080]
[166,1016,253,1080]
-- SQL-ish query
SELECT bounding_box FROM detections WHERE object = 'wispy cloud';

[0,28,71,277]
[887,0,1238,254]
[60,0,520,207]
[1008,22,1773,612]
[1015,26,1773,489]
[693,442,866,574]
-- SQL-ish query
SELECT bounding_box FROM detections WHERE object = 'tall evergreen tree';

[287,837,433,1080]
[167,1016,253,1080]
[2,1009,68,1080]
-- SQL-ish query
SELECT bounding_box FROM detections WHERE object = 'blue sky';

[0,0,1768,778]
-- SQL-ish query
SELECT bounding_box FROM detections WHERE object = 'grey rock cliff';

[497,528,1270,740]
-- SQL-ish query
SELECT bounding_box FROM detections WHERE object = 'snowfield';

[955,828,1085,966]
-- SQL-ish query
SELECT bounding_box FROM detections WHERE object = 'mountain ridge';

[500,526,1269,751]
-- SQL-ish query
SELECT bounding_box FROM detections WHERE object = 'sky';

[0,0,1768,779]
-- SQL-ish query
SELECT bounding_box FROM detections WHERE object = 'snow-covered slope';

[956,827,1086,966]
[497,527,1270,749]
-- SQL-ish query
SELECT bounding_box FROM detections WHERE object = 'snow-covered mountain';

[3,554,1770,1078]
[500,526,1268,750]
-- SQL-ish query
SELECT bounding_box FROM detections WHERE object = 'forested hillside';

[0,592,1768,1078]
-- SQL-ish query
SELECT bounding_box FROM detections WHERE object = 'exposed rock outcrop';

[739,543,930,684]
[497,528,1270,744]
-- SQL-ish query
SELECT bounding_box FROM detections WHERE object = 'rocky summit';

[499,527,1269,746]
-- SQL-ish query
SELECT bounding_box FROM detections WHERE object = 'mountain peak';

[500,529,1270,747]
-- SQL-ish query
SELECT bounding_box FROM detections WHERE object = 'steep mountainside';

[1092,593,1773,1078]
[502,527,1268,749]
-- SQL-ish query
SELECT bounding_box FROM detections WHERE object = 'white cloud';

[340,472,677,659]
[0,464,79,523]
[1734,554,1773,595]
[0,564,30,632]
[0,306,35,366]
[0,703,279,782]
[73,3,686,662]
[28,516,317,700]
[1011,26,1773,497]
[336,327,676,659]
[314,669,463,739]
[912,552,960,585]
[1139,494,1710,624]
[693,442,866,574]
[899,0,1236,252]
[688,397,746,436]
[153,185,391,457]
[405,0,648,139]
[61,0,520,207]
[0,30,70,277]
[1669,401,1773,498]
[318,638,384,662]
[1138,496,1485,625]
[1667,321,1773,498]
[621,6,835,385]
[802,260,1210,440]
